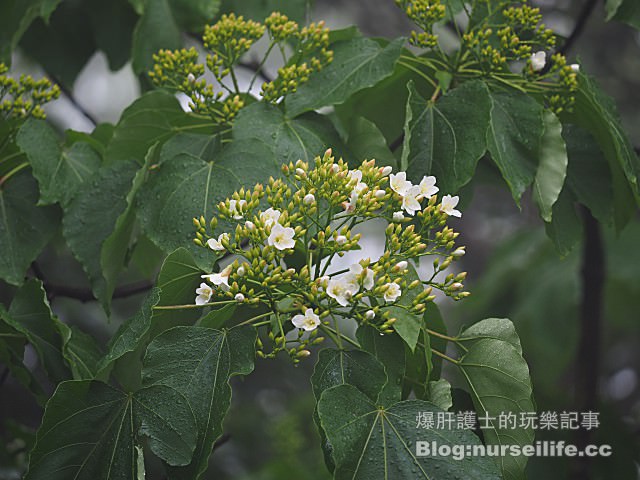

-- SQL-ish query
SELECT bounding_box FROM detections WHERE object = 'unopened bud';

[381,166,393,176]
[452,247,465,257]
[237,266,246,277]
[365,310,376,320]
[187,73,196,83]
[395,260,408,271]
[304,193,315,204]
[295,168,305,177]
[235,293,245,302]
[336,235,347,245]
[393,211,404,221]
[245,221,256,231]
[374,189,386,199]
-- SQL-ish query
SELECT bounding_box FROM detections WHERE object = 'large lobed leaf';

[458,318,535,480]
[318,384,501,479]
[16,119,101,207]
[285,37,404,118]
[142,325,257,479]
[26,381,197,479]
[0,173,60,286]
[402,80,490,194]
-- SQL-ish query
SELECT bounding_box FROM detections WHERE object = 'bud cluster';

[193,149,468,362]
[396,0,446,49]
[0,63,60,120]
[149,11,332,125]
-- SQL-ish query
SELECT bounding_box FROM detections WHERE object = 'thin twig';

[558,0,599,56]
[45,72,98,126]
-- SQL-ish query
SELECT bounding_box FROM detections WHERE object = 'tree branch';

[30,262,153,303]
[558,0,600,56]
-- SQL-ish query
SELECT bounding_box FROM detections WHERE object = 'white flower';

[343,190,358,212]
[201,266,232,291]
[440,194,462,218]
[206,233,229,251]
[292,308,321,331]
[570,64,580,73]
[401,185,422,216]
[390,172,412,196]
[235,293,245,302]
[268,222,296,250]
[195,282,213,305]
[335,235,347,245]
[245,220,256,231]
[530,51,546,72]
[374,189,386,199]
[353,182,368,195]
[349,262,375,290]
[228,199,247,219]
[327,276,359,306]
[381,166,393,176]
[395,260,408,271]
[365,309,376,320]
[260,207,281,226]
[392,211,404,221]
[347,170,363,183]
[303,193,315,204]
[417,176,438,199]
[383,282,402,303]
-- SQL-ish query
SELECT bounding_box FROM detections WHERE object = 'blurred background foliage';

[1,0,639,479]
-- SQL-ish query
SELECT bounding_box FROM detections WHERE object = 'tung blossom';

[349,262,375,291]
[417,176,438,199]
[260,207,281,226]
[327,275,359,306]
[440,194,462,218]
[389,172,412,196]
[201,266,232,291]
[195,283,213,305]
[292,308,321,331]
[530,51,546,72]
[207,232,229,251]
[268,222,296,250]
[401,185,422,216]
[228,199,247,219]
[383,282,402,303]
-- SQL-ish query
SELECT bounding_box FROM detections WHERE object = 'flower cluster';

[396,0,446,49]
[0,63,60,120]
[193,149,468,362]
[150,11,332,123]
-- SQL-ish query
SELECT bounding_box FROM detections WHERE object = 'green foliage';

[1,0,639,477]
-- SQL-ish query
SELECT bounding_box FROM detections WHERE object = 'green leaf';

[197,303,236,329]
[220,0,310,27]
[56,322,103,380]
[345,116,396,168]
[132,0,182,74]
[458,318,535,480]
[105,91,214,165]
[0,0,62,64]
[356,325,406,405]
[404,302,446,399]
[142,326,256,479]
[544,187,582,256]
[532,111,568,222]
[562,74,639,229]
[100,145,155,309]
[486,88,544,204]
[605,0,640,29]
[0,173,60,285]
[169,0,221,32]
[97,288,161,377]
[137,136,275,268]
[26,380,197,479]
[19,3,95,88]
[286,37,404,118]
[311,348,387,403]
[425,378,452,411]
[86,0,138,71]
[234,101,349,164]
[402,80,491,194]
[3,279,69,383]
[17,119,101,206]
[336,61,433,145]
[563,125,613,225]
[318,384,501,479]
[384,264,423,351]
[62,161,140,312]
[0,307,47,403]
